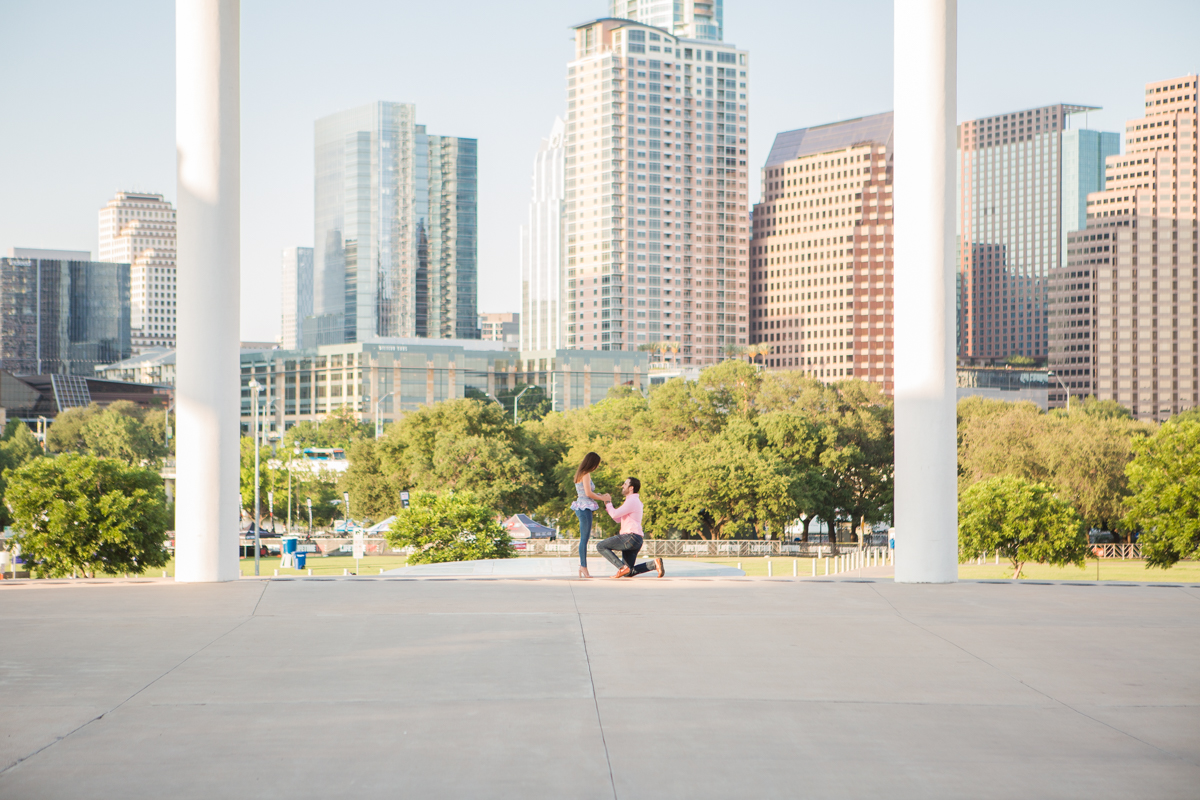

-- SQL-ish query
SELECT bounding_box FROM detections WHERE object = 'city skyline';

[1,0,1196,342]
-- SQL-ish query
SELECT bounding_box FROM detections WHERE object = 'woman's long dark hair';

[574,452,601,484]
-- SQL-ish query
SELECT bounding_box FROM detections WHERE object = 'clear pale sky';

[2,0,1196,341]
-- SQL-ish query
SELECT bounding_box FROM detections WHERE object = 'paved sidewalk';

[1,578,1196,799]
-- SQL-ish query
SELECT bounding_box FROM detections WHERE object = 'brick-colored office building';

[1052,75,1199,420]
[750,112,895,392]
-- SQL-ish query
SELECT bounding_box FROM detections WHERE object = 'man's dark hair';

[627,477,641,493]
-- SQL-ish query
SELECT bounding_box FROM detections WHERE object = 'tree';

[957,395,1148,536]
[338,437,399,521]
[45,404,103,453]
[959,475,1087,579]
[0,421,43,527]
[385,490,515,564]
[1123,419,1200,568]
[45,401,170,463]
[5,454,171,578]
[282,405,371,451]
[373,398,561,517]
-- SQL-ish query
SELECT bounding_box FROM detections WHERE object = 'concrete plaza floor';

[1,576,1197,799]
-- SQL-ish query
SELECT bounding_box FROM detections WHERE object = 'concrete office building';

[520,118,566,352]
[564,17,749,365]
[280,246,313,349]
[608,0,724,41]
[956,105,1119,365]
[1050,75,1199,419]
[98,192,177,353]
[750,113,895,391]
[0,251,131,376]
[478,312,520,345]
[313,102,478,345]
[238,339,648,435]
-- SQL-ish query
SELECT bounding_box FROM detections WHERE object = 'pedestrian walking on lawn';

[597,477,664,579]
[571,452,611,579]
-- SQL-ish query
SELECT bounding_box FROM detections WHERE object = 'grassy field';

[956,559,1200,583]
[14,553,1199,583]
[115,554,411,578]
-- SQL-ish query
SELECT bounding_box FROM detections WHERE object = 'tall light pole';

[893,0,958,583]
[249,378,262,576]
[1048,371,1070,413]
[512,386,531,424]
[375,392,394,439]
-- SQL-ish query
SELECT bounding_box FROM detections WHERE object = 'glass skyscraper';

[313,102,478,344]
[609,0,724,42]
[520,117,566,353]
[280,246,313,350]
[0,253,131,376]
[956,104,1118,365]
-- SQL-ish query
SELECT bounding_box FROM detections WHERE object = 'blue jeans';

[575,508,593,567]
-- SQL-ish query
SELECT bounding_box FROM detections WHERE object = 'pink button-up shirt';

[605,493,644,537]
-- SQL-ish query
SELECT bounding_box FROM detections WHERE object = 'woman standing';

[571,452,610,578]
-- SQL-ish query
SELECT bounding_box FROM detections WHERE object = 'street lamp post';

[375,392,394,439]
[287,447,299,532]
[249,378,262,576]
[512,386,531,425]
[1048,371,1070,413]
[306,496,313,537]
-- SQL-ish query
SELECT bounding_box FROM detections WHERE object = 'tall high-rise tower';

[609,0,723,42]
[1051,75,1199,420]
[313,102,478,345]
[281,246,313,350]
[956,105,1118,365]
[98,191,177,353]
[521,118,566,353]
[565,18,749,363]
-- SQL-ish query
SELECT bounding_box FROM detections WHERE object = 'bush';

[959,475,1086,579]
[5,454,171,578]
[385,490,515,565]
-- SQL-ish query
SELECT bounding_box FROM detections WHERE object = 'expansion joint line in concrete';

[0,582,269,777]
[866,583,1198,769]
[568,582,619,800]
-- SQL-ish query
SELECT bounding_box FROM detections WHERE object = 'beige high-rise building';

[1053,75,1199,420]
[98,191,177,353]
[750,113,895,392]
[564,18,750,364]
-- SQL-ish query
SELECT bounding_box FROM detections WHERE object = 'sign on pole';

[353,529,365,575]
[400,490,410,509]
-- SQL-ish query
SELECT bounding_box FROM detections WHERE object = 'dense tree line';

[339,361,894,548]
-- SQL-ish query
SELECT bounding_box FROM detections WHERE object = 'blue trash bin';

[295,551,307,570]
[282,537,298,555]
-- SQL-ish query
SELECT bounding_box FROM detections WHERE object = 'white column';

[174,0,241,582]
[893,0,958,583]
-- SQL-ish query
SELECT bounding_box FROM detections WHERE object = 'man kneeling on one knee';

[597,477,664,579]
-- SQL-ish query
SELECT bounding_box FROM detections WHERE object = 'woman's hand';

[599,493,612,503]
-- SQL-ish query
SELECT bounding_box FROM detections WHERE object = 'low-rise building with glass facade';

[237,340,647,435]
[0,253,131,376]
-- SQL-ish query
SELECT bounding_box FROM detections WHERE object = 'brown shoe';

[612,566,631,579]
[655,558,665,577]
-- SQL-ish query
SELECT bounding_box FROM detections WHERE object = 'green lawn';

[657,556,1200,582]
[956,559,1200,583]
[18,553,1199,583]
[149,554,409,577]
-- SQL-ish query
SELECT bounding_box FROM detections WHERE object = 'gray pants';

[596,533,654,575]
